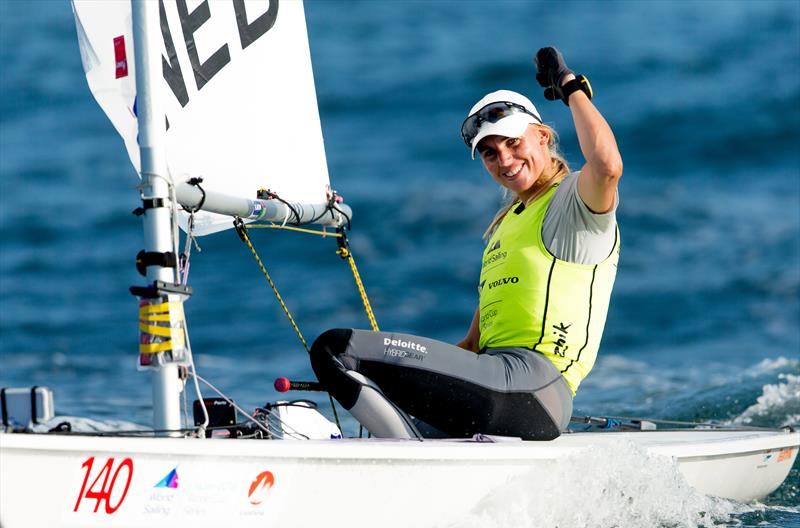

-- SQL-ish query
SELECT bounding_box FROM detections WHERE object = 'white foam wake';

[445,441,744,528]
[730,372,800,427]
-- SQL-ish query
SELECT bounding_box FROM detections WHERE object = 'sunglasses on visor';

[460,102,542,147]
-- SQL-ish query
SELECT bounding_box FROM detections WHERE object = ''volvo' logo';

[487,276,519,289]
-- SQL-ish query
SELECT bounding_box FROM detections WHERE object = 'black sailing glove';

[534,47,573,103]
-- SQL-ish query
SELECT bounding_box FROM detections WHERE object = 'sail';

[71,0,331,234]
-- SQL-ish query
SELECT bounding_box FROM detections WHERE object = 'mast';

[132,0,182,434]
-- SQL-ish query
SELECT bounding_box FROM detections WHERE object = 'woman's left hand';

[534,47,574,103]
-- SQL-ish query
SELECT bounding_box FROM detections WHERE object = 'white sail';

[71,0,331,234]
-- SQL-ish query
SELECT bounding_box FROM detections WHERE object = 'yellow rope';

[236,220,380,434]
[238,224,309,352]
[336,247,380,332]
[237,222,346,431]
[245,223,379,332]
[247,224,343,238]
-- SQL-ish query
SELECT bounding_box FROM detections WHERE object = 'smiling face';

[476,125,552,202]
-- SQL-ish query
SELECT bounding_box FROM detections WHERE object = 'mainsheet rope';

[244,223,380,333]
[234,219,382,432]
[336,244,380,333]
[244,224,380,330]
[234,219,311,352]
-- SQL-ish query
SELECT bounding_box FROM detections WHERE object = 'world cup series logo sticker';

[248,471,275,505]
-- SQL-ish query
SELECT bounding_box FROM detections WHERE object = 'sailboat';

[1,1,797,527]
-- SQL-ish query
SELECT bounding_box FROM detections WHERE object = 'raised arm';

[563,73,622,213]
[535,48,622,213]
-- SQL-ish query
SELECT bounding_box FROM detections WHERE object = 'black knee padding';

[312,328,353,356]
[310,329,359,408]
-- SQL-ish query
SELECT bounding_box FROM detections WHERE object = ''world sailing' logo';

[154,467,179,489]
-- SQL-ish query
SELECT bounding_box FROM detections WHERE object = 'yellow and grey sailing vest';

[478,185,620,395]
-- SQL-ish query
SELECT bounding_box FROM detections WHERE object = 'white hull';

[1,429,797,527]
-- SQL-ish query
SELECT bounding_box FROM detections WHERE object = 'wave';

[578,355,800,425]
[445,441,744,528]
[729,373,800,428]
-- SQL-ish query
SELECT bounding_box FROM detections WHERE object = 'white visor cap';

[466,90,542,159]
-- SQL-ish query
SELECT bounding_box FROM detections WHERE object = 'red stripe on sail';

[114,36,128,79]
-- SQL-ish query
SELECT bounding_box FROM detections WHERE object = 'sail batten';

[72,0,334,235]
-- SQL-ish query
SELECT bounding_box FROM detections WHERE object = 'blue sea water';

[1,1,798,526]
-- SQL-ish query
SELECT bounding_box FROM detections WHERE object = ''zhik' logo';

[552,322,572,357]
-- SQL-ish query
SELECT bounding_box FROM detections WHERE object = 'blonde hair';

[482,124,570,240]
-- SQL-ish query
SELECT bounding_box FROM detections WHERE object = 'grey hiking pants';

[310,329,573,440]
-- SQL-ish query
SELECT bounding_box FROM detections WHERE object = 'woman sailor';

[310,47,622,440]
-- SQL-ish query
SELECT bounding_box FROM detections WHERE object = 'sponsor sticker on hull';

[248,470,275,505]
[143,467,180,517]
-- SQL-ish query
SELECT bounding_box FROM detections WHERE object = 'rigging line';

[252,409,301,440]
[569,414,790,432]
[246,224,343,238]
[176,209,208,435]
[252,409,286,436]
[168,196,208,436]
[184,326,208,436]
[305,193,340,225]
[330,203,351,230]
[148,171,206,432]
[180,213,194,285]
[49,428,198,437]
[192,372,272,436]
[243,224,378,334]
[236,224,375,434]
[306,205,333,225]
[182,372,189,430]
[335,230,379,332]
[253,407,305,439]
[253,405,310,440]
[343,251,379,332]
[262,189,302,225]
[236,219,309,352]
[601,415,790,432]
[136,170,206,431]
[179,210,203,285]
[280,204,291,227]
[234,219,343,432]
[168,177,181,285]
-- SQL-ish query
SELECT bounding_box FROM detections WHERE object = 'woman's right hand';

[457,307,481,353]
